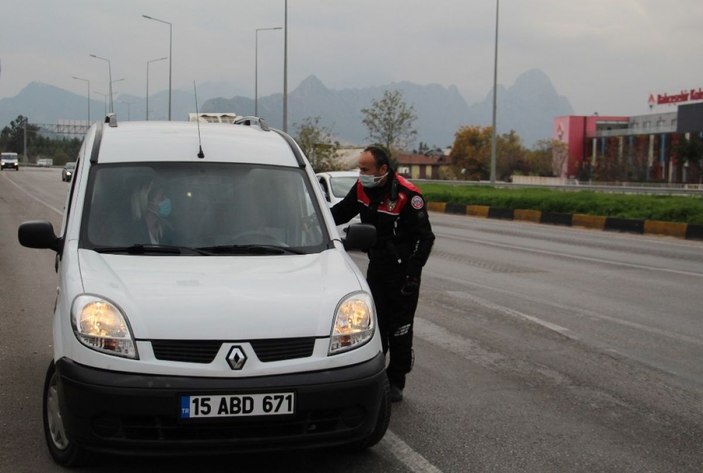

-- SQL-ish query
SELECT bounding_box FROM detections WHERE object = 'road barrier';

[431,202,703,241]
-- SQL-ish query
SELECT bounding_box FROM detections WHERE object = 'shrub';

[417,184,703,224]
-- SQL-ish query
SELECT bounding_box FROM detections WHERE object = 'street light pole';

[283,0,288,132]
[118,100,136,121]
[90,54,113,114]
[142,15,173,120]
[111,78,125,114]
[93,91,108,116]
[490,0,500,184]
[147,56,168,120]
[255,27,282,117]
[72,76,91,124]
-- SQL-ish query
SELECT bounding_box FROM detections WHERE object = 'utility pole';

[490,0,500,184]
[283,0,288,132]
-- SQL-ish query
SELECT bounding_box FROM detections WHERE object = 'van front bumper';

[55,354,387,455]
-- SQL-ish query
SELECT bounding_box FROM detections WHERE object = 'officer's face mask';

[359,171,388,188]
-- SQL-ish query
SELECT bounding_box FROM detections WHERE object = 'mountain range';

[0,69,573,148]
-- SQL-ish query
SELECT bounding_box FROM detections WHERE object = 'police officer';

[332,145,435,402]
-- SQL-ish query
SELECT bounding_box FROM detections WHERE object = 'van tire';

[43,361,90,467]
[346,377,391,451]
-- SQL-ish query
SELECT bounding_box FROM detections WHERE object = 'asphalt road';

[1,168,702,472]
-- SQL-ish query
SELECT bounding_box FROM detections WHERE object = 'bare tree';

[361,90,417,153]
[293,116,340,172]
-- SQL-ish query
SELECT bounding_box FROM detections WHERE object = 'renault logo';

[226,346,247,370]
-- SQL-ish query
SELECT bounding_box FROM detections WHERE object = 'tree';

[0,115,82,164]
[449,126,535,181]
[496,130,528,181]
[449,125,492,180]
[529,139,568,177]
[293,116,340,172]
[30,134,82,165]
[0,115,39,157]
[361,90,417,154]
[675,133,703,183]
[417,141,430,155]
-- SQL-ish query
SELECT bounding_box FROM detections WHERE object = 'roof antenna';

[193,80,205,159]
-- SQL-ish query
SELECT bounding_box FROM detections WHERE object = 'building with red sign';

[554,102,703,183]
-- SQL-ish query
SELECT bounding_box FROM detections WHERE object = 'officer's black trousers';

[367,261,420,389]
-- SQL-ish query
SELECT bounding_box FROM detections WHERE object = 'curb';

[431,202,703,241]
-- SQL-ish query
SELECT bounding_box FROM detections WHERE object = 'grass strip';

[417,184,703,224]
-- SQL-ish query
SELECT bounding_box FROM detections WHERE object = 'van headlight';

[71,295,138,359]
[329,292,375,355]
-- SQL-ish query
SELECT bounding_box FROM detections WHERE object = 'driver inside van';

[130,180,174,245]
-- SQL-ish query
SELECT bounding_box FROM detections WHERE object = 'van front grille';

[250,338,316,362]
[151,340,222,363]
[150,337,316,363]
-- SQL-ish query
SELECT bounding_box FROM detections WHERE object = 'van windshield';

[80,162,330,254]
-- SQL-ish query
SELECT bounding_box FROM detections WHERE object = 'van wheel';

[346,377,391,451]
[43,361,89,466]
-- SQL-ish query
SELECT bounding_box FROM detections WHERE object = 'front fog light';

[329,292,375,355]
[71,295,138,358]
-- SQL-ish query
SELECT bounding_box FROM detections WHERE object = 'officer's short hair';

[364,145,391,169]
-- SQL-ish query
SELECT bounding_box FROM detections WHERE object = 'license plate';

[180,392,295,419]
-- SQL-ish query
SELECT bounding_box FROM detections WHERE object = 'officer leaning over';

[332,145,435,403]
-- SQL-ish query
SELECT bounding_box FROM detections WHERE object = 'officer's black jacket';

[331,171,435,278]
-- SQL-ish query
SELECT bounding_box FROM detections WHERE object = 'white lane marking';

[414,317,506,369]
[431,273,703,348]
[381,429,444,473]
[444,290,575,339]
[440,232,703,279]
[2,173,63,215]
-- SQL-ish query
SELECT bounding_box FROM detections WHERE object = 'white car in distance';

[316,170,361,234]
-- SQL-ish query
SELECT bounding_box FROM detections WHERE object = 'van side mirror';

[343,223,376,251]
[18,220,61,252]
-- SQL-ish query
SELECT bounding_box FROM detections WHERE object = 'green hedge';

[417,184,703,224]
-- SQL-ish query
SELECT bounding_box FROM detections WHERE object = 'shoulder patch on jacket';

[411,195,424,210]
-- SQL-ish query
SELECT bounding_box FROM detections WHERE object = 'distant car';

[61,162,76,181]
[316,170,359,206]
[1,152,19,171]
[37,158,53,167]
[316,170,361,234]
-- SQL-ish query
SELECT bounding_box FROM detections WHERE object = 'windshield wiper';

[92,244,210,255]
[196,244,303,255]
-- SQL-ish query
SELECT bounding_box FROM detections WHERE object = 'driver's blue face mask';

[158,198,172,217]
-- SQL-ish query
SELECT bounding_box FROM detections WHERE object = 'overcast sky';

[1,0,702,116]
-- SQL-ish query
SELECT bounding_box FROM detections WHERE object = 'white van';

[1,152,19,170]
[18,115,389,466]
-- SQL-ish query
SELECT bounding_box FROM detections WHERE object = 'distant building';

[188,113,238,123]
[396,151,452,179]
[554,102,703,183]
